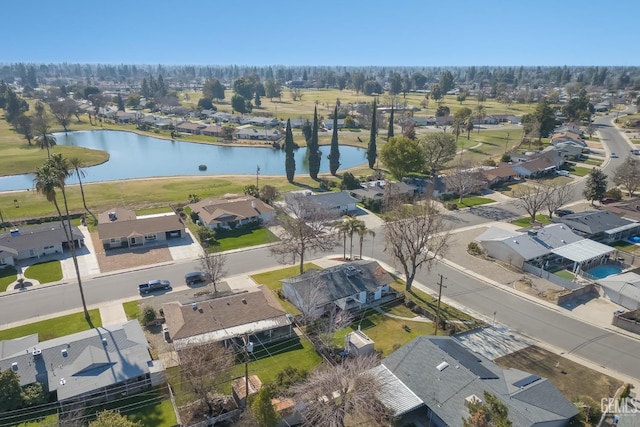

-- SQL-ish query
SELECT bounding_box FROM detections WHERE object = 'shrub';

[445,202,458,211]
[341,172,361,190]
[605,187,623,200]
[500,154,511,163]
[483,158,497,167]
[468,241,483,255]
[140,306,157,324]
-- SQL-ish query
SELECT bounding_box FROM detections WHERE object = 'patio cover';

[605,222,640,236]
[550,239,614,263]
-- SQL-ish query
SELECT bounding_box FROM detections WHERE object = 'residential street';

[1,108,639,383]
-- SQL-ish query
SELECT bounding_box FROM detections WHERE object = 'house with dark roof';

[187,196,275,230]
[0,222,84,267]
[97,208,185,249]
[551,210,640,243]
[0,321,160,404]
[162,286,293,350]
[377,336,578,426]
[281,260,396,317]
[602,198,640,222]
[235,128,282,141]
[201,124,223,137]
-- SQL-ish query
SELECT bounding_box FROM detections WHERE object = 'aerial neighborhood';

[1,55,640,427]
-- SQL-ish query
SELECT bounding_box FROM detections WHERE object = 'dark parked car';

[185,271,207,285]
[600,198,617,205]
[554,209,574,217]
[139,279,171,294]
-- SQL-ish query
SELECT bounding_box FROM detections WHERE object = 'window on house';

[110,238,119,243]
[145,234,157,241]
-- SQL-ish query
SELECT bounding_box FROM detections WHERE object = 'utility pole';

[243,334,253,408]
[505,132,510,154]
[434,274,447,336]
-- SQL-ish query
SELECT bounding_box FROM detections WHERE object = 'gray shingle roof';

[0,321,150,402]
[0,222,84,252]
[380,336,578,426]
[281,260,392,303]
[306,191,358,209]
[552,210,636,235]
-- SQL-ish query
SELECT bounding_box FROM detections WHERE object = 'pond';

[0,130,368,191]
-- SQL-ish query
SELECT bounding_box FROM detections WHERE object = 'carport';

[550,239,615,274]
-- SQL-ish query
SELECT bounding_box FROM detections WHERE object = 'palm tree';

[34,113,56,158]
[357,222,375,260]
[34,155,91,322]
[342,216,364,260]
[336,220,351,261]
[475,104,486,135]
[69,157,96,223]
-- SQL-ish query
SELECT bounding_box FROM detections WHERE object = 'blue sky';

[3,0,636,66]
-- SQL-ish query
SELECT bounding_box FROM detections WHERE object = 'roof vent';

[345,266,358,277]
[62,349,68,357]
[11,362,18,370]
[192,303,198,310]
[102,338,108,346]
[10,229,19,236]
[242,298,247,304]
[32,348,42,357]
[251,200,256,209]
[436,361,449,372]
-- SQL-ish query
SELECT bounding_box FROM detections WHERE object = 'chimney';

[251,200,256,209]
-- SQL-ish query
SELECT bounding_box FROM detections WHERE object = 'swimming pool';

[629,235,640,244]
[587,265,622,279]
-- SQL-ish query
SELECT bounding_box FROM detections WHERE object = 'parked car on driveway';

[600,198,617,205]
[555,170,570,177]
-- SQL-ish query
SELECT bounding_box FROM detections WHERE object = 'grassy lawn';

[453,128,525,165]
[123,300,141,320]
[9,412,59,427]
[610,240,640,254]
[97,389,177,427]
[583,157,604,166]
[554,270,574,280]
[0,309,102,341]
[0,266,18,292]
[495,346,622,406]
[23,260,63,284]
[512,214,552,228]
[452,196,494,209]
[0,174,335,222]
[562,163,592,177]
[135,206,175,216]
[251,263,321,315]
[210,227,279,252]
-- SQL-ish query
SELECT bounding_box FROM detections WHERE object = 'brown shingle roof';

[163,286,287,341]
[97,214,184,240]
[188,196,275,227]
[481,164,517,181]
[97,208,137,224]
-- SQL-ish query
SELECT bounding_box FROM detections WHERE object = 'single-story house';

[0,222,85,267]
[115,111,137,124]
[475,224,584,269]
[511,156,557,177]
[598,272,640,310]
[554,141,584,159]
[350,181,419,203]
[176,121,206,134]
[162,286,293,350]
[247,116,279,127]
[480,164,518,186]
[187,196,275,230]
[281,260,396,317]
[200,124,223,137]
[286,191,358,217]
[551,210,640,243]
[376,336,578,426]
[288,118,309,129]
[235,128,282,141]
[97,208,185,249]
[199,109,217,119]
[0,321,160,404]
[490,114,519,124]
[403,116,435,127]
[602,198,640,222]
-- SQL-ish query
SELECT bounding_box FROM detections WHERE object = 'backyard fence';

[523,263,582,290]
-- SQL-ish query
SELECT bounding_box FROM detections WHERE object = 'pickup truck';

[138,279,171,294]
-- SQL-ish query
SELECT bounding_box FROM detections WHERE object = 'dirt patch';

[91,232,172,272]
[495,345,623,404]
[513,277,567,303]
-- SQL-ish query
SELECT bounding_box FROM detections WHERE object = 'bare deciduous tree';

[270,195,337,274]
[444,163,487,203]
[613,157,640,197]
[49,98,77,133]
[512,181,548,223]
[384,201,450,291]
[178,342,234,417]
[543,182,574,218]
[292,355,391,427]
[198,248,227,293]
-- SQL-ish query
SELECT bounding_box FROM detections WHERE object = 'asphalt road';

[2,110,640,380]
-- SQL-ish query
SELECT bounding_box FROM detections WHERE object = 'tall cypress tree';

[329,105,341,175]
[308,106,321,179]
[367,100,377,169]
[387,106,394,138]
[285,119,296,183]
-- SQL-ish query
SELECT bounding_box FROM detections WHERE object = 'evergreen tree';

[285,119,296,183]
[367,99,377,168]
[117,94,125,111]
[250,387,280,427]
[329,105,341,175]
[583,168,608,205]
[254,92,262,107]
[308,106,321,179]
[388,106,395,138]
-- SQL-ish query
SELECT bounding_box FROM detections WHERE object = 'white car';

[555,170,570,177]
[611,152,619,158]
